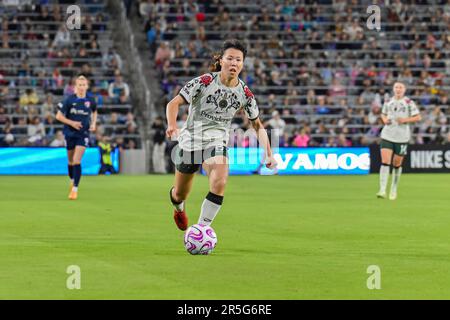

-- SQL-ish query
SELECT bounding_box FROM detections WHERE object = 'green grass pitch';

[0,174,449,299]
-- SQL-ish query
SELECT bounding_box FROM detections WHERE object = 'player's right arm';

[380,101,392,125]
[380,113,391,125]
[165,94,186,139]
[55,101,83,130]
[166,76,202,139]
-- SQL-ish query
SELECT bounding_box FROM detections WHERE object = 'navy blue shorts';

[66,136,89,150]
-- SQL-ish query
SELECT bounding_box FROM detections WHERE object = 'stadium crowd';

[0,0,140,150]
[137,0,450,147]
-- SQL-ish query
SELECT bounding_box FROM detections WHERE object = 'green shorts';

[174,145,228,174]
[380,139,408,156]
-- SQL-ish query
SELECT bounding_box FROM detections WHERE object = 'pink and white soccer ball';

[184,224,217,255]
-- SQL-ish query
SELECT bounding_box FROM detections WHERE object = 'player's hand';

[89,125,96,132]
[71,121,83,130]
[265,155,278,169]
[397,118,407,124]
[166,125,179,140]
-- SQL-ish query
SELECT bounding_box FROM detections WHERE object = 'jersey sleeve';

[381,101,389,115]
[57,98,69,115]
[91,98,97,112]
[179,75,204,104]
[408,99,419,116]
[242,85,259,120]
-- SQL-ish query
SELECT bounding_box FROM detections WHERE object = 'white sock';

[173,201,185,212]
[379,164,390,194]
[72,186,78,192]
[198,192,223,226]
[391,167,402,194]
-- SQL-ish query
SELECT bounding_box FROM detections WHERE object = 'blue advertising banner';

[227,147,370,175]
[0,148,119,175]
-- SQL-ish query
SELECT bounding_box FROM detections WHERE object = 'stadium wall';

[209,147,371,175]
[370,145,450,173]
[0,147,119,175]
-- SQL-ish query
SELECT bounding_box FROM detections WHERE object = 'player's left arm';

[90,99,98,132]
[243,86,277,169]
[250,118,277,169]
[397,100,422,124]
[397,114,421,124]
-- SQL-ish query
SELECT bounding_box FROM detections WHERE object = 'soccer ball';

[184,224,217,255]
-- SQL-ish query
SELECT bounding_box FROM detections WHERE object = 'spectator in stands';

[293,128,310,147]
[282,108,297,125]
[1,123,15,147]
[155,41,171,68]
[0,105,9,125]
[79,64,92,79]
[49,130,65,147]
[44,112,56,139]
[177,58,194,77]
[19,89,39,106]
[90,87,104,107]
[337,133,352,147]
[114,136,125,152]
[367,102,382,126]
[108,74,130,104]
[315,95,331,115]
[266,110,286,137]
[125,111,137,129]
[27,116,45,145]
[139,0,154,18]
[152,116,167,173]
[51,68,64,94]
[312,121,330,146]
[328,78,347,100]
[64,77,76,97]
[105,112,120,136]
[126,138,137,149]
[74,47,89,68]
[41,94,54,115]
[53,24,71,48]
[102,48,123,71]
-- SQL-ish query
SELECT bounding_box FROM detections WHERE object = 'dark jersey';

[57,94,97,138]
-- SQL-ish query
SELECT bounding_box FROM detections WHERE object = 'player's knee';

[393,161,403,168]
[381,156,391,165]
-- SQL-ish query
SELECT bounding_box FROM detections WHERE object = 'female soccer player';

[377,82,421,200]
[166,39,277,230]
[56,75,97,200]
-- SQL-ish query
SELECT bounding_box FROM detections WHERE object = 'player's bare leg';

[69,146,86,200]
[390,154,404,200]
[170,170,195,230]
[199,156,228,226]
[67,149,75,193]
[377,148,393,198]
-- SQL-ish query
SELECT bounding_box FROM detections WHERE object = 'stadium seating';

[135,0,450,147]
[0,0,140,149]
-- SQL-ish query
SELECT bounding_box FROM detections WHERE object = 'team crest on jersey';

[219,99,228,109]
[206,89,240,113]
[243,86,254,100]
[199,74,213,86]
[84,101,91,108]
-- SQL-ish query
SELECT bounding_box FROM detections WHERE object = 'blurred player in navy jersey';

[56,75,97,200]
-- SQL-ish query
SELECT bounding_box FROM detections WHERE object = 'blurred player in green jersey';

[377,82,422,200]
